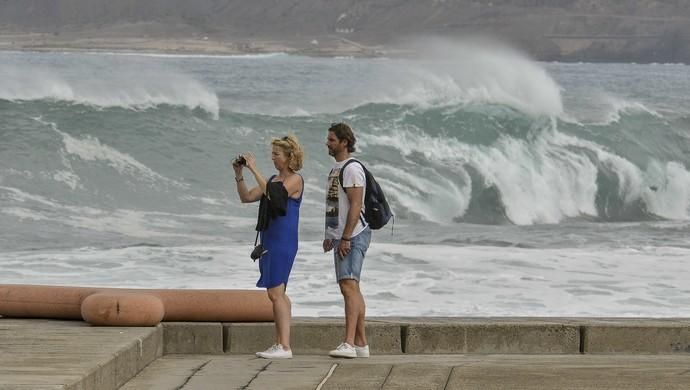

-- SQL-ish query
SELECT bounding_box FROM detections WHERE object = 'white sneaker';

[329,342,357,358]
[256,344,292,359]
[355,344,370,358]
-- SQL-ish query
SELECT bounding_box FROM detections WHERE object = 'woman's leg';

[268,284,291,350]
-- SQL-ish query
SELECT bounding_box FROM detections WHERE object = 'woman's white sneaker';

[256,344,292,359]
[355,344,370,358]
[256,344,278,357]
[328,342,357,358]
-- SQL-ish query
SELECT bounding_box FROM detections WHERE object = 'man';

[323,122,371,359]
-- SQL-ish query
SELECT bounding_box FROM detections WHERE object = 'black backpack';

[339,159,393,230]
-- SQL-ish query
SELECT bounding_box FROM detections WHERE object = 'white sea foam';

[59,130,175,185]
[350,38,564,117]
[548,130,644,204]
[0,63,219,118]
[233,126,255,136]
[0,185,254,239]
[597,95,663,125]
[375,163,471,224]
[550,131,690,219]
[363,127,598,224]
[278,107,313,117]
[1,207,51,221]
[1,241,688,317]
[32,117,186,187]
[2,169,34,179]
[0,186,63,208]
[0,190,179,239]
[48,170,83,191]
[362,124,690,224]
[178,195,230,206]
[643,161,690,220]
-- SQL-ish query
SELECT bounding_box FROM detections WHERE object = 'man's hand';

[323,239,334,252]
[337,239,351,257]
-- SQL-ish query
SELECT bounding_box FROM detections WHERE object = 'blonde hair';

[271,134,304,172]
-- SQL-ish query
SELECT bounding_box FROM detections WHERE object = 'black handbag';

[251,231,268,261]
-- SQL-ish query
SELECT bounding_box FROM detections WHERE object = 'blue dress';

[256,175,302,289]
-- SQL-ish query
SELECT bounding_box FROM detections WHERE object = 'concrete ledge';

[162,322,223,354]
[4,318,690,390]
[582,319,690,354]
[225,319,402,354]
[404,320,580,354]
[69,327,163,390]
[0,319,163,390]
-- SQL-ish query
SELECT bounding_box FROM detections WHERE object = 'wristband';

[235,177,244,183]
[341,237,351,241]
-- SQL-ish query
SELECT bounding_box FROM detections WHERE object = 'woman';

[233,135,304,359]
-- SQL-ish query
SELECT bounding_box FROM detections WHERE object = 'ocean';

[1,44,689,317]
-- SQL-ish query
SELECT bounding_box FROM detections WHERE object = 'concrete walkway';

[1,317,690,389]
[0,319,161,390]
[121,354,690,390]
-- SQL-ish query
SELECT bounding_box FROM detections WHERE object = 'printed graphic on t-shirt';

[325,167,340,230]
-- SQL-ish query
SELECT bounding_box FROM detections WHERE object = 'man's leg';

[331,230,369,357]
[354,290,367,347]
[339,279,365,346]
[352,229,370,347]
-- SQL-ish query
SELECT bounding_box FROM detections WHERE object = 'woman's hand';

[243,152,258,172]
[232,152,264,203]
[232,156,244,176]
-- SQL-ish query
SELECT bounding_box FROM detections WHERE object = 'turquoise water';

[1,47,689,316]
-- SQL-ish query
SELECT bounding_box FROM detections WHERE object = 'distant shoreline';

[2,34,689,64]
[0,34,388,58]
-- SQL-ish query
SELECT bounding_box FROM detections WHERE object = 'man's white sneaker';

[355,344,370,358]
[256,344,292,359]
[329,342,357,358]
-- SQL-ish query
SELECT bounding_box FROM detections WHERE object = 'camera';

[250,244,268,261]
[234,155,247,166]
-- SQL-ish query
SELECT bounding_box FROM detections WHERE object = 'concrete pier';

[1,317,689,389]
[121,354,690,390]
[0,319,162,390]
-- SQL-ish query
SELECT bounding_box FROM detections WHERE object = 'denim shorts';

[333,227,371,282]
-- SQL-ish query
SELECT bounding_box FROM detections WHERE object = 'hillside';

[1,0,688,62]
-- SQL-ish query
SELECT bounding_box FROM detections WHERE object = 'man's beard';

[328,147,335,156]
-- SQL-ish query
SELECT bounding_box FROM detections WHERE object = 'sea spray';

[0,63,219,118]
[2,50,690,317]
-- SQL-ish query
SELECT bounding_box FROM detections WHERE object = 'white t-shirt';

[325,158,367,240]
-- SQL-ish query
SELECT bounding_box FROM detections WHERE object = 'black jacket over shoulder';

[255,179,288,232]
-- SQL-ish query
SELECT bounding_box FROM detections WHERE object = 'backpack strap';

[338,159,367,226]
[338,159,361,190]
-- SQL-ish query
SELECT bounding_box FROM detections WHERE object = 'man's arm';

[342,186,364,240]
[337,186,363,257]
